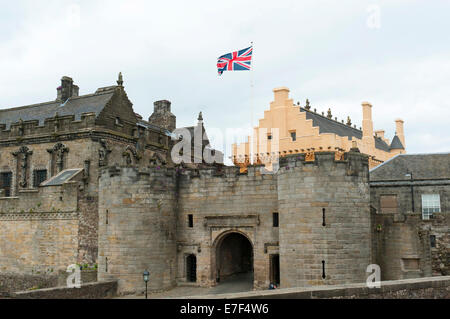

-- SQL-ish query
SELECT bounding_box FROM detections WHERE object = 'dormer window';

[115,117,122,126]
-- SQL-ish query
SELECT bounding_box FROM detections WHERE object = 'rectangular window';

[430,235,436,248]
[188,214,194,228]
[273,213,279,227]
[268,134,272,140]
[421,194,440,220]
[33,169,47,187]
[0,172,12,197]
[290,131,296,141]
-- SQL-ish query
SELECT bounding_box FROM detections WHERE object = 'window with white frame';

[421,194,441,220]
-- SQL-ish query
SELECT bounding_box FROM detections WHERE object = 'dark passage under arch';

[216,232,253,282]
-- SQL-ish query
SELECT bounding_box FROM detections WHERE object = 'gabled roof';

[390,135,404,150]
[0,87,116,129]
[370,153,450,181]
[301,107,391,152]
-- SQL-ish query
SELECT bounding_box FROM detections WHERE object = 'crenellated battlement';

[0,112,97,141]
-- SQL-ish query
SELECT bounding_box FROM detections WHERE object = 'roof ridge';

[300,107,362,133]
[0,89,115,113]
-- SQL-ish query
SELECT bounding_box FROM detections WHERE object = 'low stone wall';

[186,276,450,299]
[0,273,58,294]
[12,280,117,299]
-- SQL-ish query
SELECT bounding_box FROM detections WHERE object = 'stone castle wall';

[98,167,178,295]
[98,151,372,295]
[277,151,371,288]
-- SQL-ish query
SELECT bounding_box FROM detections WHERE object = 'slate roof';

[390,135,405,150]
[0,88,116,129]
[300,107,391,152]
[370,153,450,181]
[41,168,83,186]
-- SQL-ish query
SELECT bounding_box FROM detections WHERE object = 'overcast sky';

[1,0,449,164]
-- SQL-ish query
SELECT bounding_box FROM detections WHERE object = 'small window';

[430,235,436,248]
[290,131,296,141]
[115,117,122,126]
[33,169,47,188]
[421,194,440,220]
[0,172,12,197]
[273,213,279,227]
[188,214,194,228]
[268,134,272,140]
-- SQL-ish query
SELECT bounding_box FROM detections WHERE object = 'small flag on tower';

[217,46,253,76]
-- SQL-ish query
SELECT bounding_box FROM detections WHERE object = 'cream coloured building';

[232,87,406,170]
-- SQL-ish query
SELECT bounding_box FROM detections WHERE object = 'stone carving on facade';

[18,119,24,136]
[12,146,33,188]
[305,151,315,162]
[122,145,140,166]
[98,139,112,167]
[47,142,69,174]
[149,152,167,168]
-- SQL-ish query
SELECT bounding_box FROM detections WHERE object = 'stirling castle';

[0,75,448,295]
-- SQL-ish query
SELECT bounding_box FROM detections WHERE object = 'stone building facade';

[0,75,203,277]
[232,87,406,171]
[370,153,450,280]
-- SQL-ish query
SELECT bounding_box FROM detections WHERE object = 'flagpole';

[250,41,254,165]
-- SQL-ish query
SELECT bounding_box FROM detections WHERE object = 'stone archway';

[213,231,254,284]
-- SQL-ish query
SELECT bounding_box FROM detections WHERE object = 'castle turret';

[277,151,371,288]
[98,166,177,295]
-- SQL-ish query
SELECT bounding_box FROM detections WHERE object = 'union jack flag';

[217,46,253,76]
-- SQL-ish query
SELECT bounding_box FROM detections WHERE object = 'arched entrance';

[214,232,254,283]
[186,254,197,282]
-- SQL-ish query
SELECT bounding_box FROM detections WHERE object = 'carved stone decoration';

[149,152,167,168]
[98,139,112,167]
[47,142,69,175]
[12,146,33,188]
[122,145,140,166]
[305,151,315,162]
[18,119,24,136]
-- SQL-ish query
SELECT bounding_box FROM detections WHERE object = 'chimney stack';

[395,119,406,149]
[57,76,77,102]
[272,87,290,108]
[148,100,176,131]
[362,102,374,146]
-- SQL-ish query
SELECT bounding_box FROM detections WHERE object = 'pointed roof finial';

[305,99,311,110]
[327,108,332,119]
[198,111,203,122]
[117,72,123,86]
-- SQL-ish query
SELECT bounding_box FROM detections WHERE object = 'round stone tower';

[98,166,177,295]
[277,151,371,288]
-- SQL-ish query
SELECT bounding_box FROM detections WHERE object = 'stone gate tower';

[98,167,178,294]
